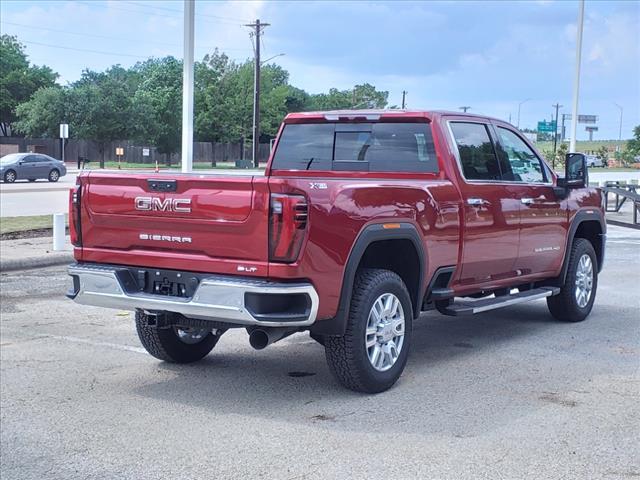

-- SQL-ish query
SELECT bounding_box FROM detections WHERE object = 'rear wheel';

[547,238,598,322]
[135,311,222,363]
[325,269,412,393]
[48,169,60,182]
[4,170,16,183]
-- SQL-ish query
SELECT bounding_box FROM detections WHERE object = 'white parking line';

[42,334,147,354]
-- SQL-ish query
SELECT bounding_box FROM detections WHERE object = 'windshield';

[0,154,24,165]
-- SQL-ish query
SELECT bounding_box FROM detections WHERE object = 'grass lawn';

[535,140,626,153]
[0,214,67,235]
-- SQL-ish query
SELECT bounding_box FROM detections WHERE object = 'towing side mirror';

[558,153,587,189]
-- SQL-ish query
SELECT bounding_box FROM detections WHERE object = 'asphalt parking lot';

[1,226,639,480]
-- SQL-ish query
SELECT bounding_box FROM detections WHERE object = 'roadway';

[1,225,638,479]
[1,169,638,218]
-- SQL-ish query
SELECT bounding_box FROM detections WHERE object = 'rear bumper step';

[67,263,319,327]
[440,287,560,316]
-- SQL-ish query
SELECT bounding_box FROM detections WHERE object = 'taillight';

[69,178,82,247]
[269,194,308,263]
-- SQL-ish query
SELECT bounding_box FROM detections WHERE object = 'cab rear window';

[271,122,438,173]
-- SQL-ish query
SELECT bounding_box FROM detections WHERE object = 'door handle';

[467,198,488,206]
[521,196,546,205]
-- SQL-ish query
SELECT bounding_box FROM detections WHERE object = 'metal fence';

[0,137,272,165]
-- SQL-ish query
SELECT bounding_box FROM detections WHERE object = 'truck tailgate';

[79,172,269,272]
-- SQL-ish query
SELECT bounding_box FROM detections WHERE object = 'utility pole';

[401,90,407,109]
[459,106,471,112]
[552,103,562,162]
[561,113,570,141]
[569,0,585,153]
[245,19,270,168]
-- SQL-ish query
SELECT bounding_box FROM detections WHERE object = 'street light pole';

[569,0,585,153]
[517,98,531,128]
[613,102,623,149]
[181,0,195,173]
[261,53,285,65]
[459,106,471,112]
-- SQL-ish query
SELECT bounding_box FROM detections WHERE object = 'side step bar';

[440,287,560,316]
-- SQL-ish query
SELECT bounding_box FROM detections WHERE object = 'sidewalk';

[0,235,73,272]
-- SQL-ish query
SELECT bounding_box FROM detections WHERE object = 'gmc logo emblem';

[135,196,192,213]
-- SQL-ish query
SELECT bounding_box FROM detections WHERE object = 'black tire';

[325,269,413,393]
[3,170,17,183]
[48,169,60,182]
[135,311,221,363]
[547,238,598,322]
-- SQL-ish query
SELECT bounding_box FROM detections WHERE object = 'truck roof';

[284,109,499,123]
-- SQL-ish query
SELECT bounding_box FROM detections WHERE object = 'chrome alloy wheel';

[4,170,16,183]
[175,327,210,344]
[49,170,59,181]
[575,254,594,308]
[365,293,405,372]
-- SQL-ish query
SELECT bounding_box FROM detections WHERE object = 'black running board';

[440,287,560,316]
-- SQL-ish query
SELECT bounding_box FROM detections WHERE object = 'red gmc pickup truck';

[67,110,606,393]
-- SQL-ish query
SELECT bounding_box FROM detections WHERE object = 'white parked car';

[584,155,603,168]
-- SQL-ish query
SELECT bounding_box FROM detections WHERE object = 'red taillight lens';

[69,180,82,247]
[269,194,308,263]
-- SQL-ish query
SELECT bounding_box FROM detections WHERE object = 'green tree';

[0,35,58,136]
[307,83,388,111]
[596,145,609,167]
[132,57,183,160]
[66,66,137,167]
[625,125,640,158]
[14,86,68,137]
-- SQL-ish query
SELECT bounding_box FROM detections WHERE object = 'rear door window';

[271,122,438,173]
[271,123,334,171]
[449,122,501,181]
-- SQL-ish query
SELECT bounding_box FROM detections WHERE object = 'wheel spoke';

[392,317,405,336]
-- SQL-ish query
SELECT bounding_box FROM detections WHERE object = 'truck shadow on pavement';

[131,300,596,434]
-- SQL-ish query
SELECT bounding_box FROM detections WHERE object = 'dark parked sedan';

[0,153,67,183]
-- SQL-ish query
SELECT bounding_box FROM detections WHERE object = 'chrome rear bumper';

[67,263,319,327]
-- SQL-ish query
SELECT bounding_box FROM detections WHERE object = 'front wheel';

[135,311,222,363]
[48,169,60,182]
[325,269,412,393]
[547,238,598,322]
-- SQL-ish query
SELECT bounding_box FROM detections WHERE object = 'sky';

[1,0,639,140]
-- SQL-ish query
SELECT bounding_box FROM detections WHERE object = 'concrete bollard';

[53,213,66,251]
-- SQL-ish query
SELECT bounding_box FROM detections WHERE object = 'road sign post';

[116,147,124,169]
[59,123,69,163]
[537,121,557,133]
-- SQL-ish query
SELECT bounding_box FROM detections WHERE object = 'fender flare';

[310,222,426,336]
[559,210,606,284]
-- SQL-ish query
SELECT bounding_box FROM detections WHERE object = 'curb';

[1,253,73,272]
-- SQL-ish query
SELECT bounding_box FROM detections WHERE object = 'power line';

[123,1,251,23]
[75,0,244,26]
[20,39,154,59]
[1,21,252,52]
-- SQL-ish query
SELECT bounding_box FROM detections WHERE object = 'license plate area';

[115,267,202,298]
